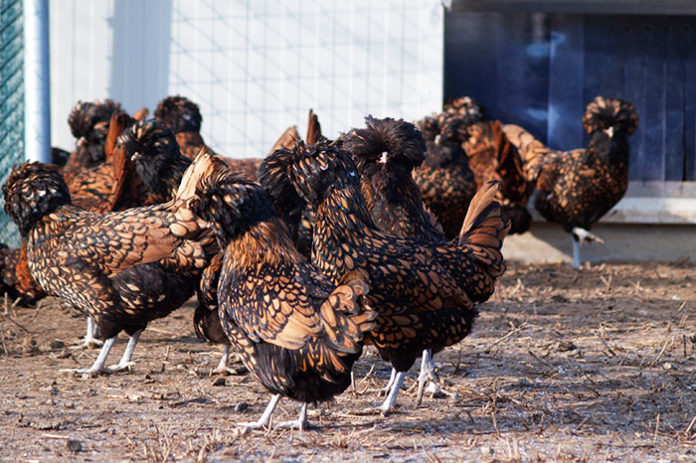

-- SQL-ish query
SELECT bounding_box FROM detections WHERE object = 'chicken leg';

[571,227,604,268]
[238,394,281,429]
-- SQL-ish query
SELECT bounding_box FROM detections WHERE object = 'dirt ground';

[0,261,694,462]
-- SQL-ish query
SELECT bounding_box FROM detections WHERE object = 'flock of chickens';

[0,94,638,429]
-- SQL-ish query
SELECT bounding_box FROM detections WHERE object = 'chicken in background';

[503,96,639,268]
[60,99,125,183]
[345,116,510,403]
[188,151,375,430]
[446,97,533,235]
[2,160,212,376]
[260,141,509,414]
[413,112,477,239]
[154,95,263,179]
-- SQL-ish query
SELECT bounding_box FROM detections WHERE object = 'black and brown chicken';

[344,116,512,402]
[260,141,509,413]
[61,99,125,183]
[187,151,375,429]
[413,112,477,239]
[503,96,639,268]
[444,97,532,234]
[2,155,212,375]
[154,95,265,179]
[193,110,324,374]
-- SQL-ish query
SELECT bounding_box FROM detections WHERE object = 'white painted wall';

[49,0,444,157]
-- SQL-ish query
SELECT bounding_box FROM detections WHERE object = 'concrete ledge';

[503,221,696,264]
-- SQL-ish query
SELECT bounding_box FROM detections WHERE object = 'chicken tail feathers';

[306,109,322,144]
[458,181,510,276]
[582,96,639,135]
[501,124,550,184]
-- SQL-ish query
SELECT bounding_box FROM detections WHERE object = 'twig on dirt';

[0,312,31,333]
[485,322,527,354]
[684,414,696,438]
[42,433,71,439]
[0,327,9,355]
[595,331,617,356]
[510,278,524,296]
[490,379,500,436]
[599,274,612,290]
[649,337,670,367]
[654,413,661,443]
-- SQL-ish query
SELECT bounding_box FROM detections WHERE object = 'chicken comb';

[306,109,322,144]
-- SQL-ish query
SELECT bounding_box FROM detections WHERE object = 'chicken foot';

[571,227,604,268]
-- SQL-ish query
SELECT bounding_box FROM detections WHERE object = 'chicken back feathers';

[262,141,508,372]
[188,151,375,402]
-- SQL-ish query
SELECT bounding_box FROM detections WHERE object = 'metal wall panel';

[445,11,696,184]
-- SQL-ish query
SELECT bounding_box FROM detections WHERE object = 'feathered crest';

[3,162,71,236]
[154,95,203,133]
[344,116,426,171]
[443,96,484,126]
[582,96,639,135]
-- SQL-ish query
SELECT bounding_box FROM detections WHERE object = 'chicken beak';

[379,151,388,164]
[604,126,615,138]
[131,152,141,161]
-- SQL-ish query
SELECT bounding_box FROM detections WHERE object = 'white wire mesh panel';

[168,0,444,157]
[48,1,444,158]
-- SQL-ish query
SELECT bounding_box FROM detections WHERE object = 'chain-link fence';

[0,0,24,247]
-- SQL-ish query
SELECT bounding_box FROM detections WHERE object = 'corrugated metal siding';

[49,0,444,157]
[445,12,696,184]
[0,0,24,247]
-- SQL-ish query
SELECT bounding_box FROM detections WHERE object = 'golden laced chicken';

[413,112,476,239]
[0,112,135,314]
[194,109,323,374]
[503,96,639,268]
[61,99,125,183]
[2,161,212,375]
[447,96,532,235]
[154,95,263,179]
[186,151,375,430]
[259,140,509,414]
[344,116,511,403]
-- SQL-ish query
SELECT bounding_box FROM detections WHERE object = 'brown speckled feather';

[262,142,509,372]
[190,153,375,403]
[506,97,638,233]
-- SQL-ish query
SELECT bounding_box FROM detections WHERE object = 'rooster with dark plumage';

[187,151,375,429]
[260,140,509,414]
[192,110,323,373]
[503,96,639,268]
[2,155,213,376]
